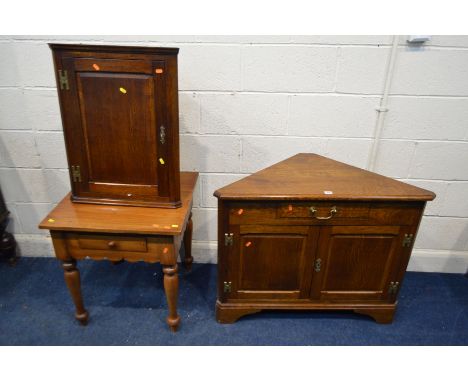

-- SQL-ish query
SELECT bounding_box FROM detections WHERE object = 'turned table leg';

[183,212,193,271]
[163,264,180,332]
[62,259,89,325]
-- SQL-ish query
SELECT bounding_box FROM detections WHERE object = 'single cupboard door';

[310,225,407,302]
[224,225,319,300]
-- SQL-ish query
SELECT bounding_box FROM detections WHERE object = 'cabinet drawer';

[73,234,148,252]
[278,202,370,220]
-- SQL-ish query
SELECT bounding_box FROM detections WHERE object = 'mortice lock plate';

[224,233,234,246]
[223,281,232,293]
[58,70,69,90]
[388,281,400,296]
[402,234,414,247]
[71,165,82,182]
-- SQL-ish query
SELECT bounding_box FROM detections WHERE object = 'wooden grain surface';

[39,172,198,235]
[214,153,436,201]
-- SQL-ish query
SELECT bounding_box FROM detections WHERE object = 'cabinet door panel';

[311,226,403,302]
[77,72,157,188]
[227,226,318,300]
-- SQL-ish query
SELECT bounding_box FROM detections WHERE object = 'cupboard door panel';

[239,234,304,291]
[311,226,403,302]
[77,72,157,187]
[227,226,318,300]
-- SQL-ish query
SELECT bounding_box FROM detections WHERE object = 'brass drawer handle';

[108,241,116,248]
[309,206,337,220]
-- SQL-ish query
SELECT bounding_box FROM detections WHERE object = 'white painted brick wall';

[242,46,337,92]
[336,47,390,94]
[241,136,328,173]
[200,93,289,135]
[392,48,468,96]
[0,131,41,168]
[288,95,379,137]
[1,35,468,272]
[383,97,468,140]
[179,45,241,91]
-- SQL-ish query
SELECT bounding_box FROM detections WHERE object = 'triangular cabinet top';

[214,154,435,202]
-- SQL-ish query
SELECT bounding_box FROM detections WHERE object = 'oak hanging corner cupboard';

[50,43,181,208]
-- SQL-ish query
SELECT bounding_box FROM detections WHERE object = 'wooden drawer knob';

[108,241,116,248]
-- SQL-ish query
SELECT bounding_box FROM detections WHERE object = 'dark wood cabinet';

[215,154,435,324]
[0,187,16,264]
[50,44,181,208]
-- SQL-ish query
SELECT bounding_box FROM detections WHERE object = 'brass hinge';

[402,234,414,247]
[58,70,69,90]
[388,281,400,295]
[71,165,81,182]
[314,258,322,272]
[224,233,234,246]
[223,281,232,293]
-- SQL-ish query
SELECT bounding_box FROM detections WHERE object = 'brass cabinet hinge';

[402,234,414,247]
[58,70,69,90]
[71,165,81,182]
[223,281,232,293]
[224,233,234,246]
[314,258,322,272]
[388,281,400,295]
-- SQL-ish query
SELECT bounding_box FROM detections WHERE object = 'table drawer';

[74,234,148,252]
[278,202,370,220]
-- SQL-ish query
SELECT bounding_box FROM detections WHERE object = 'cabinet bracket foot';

[216,301,261,323]
[354,306,396,324]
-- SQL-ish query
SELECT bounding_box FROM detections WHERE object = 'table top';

[39,172,198,235]
[214,154,435,202]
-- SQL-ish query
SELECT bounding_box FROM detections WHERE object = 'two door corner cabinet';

[50,43,181,208]
[214,153,435,324]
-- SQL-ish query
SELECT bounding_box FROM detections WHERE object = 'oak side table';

[39,172,198,332]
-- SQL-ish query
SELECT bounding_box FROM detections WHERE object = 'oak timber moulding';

[50,44,181,208]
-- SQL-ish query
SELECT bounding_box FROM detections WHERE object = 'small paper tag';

[323,190,333,195]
